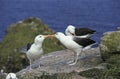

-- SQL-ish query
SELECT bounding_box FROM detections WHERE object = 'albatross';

[51,32,96,65]
[6,73,18,79]
[65,25,96,38]
[26,34,50,70]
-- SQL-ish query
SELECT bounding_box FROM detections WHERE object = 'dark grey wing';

[27,43,33,50]
[73,37,96,47]
[75,28,96,36]
[19,43,33,53]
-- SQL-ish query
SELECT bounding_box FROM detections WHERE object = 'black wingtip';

[27,43,32,50]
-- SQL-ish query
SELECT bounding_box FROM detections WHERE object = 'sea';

[0,0,120,43]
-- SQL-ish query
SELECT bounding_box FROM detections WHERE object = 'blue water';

[0,0,120,43]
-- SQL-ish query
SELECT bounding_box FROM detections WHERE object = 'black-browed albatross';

[26,34,51,70]
[65,25,96,38]
[6,73,18,79]
[51,32,96,65]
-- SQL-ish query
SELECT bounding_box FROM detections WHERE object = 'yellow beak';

[50,34,55,37]
[49,34,55,39]
[73,33,76,36]
[44,34,56,38]
[44,35,52,38]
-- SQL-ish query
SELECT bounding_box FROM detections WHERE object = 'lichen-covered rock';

[100,31,120,60]
[0,17,65,73]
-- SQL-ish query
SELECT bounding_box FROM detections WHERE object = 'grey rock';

[17,47,105,79]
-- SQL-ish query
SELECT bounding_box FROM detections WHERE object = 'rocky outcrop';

[99,27,120,79]
[17,47,105,79]
[100,28,120,60]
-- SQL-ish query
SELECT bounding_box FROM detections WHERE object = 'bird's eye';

[39,36,42,38]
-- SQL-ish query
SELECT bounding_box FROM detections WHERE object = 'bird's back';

[75,28,96,36]
[27,43,33,51]
[73,37,96,47]
[58,36,82,49]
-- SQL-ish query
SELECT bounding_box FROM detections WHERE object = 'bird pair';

[26,25,96,70]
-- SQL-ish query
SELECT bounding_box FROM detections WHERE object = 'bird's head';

[65,25,75,36]
[34,35,51,44]
[6,73,18,79]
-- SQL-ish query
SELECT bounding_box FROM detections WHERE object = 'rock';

[16,47,105,79]
[100,31,120,60]
[117,27,120,31]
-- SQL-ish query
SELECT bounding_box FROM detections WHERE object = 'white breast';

[26,44,43,60]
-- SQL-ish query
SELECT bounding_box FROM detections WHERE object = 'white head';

[6,73,18,79]
[34,35,45,44]
[55,32,65,39]
[65,25,75,36]
[34,35,50,44]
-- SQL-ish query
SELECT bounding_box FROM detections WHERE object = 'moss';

[105,55,120,78]
[18,73,57,79]
[79,68,105,79]
[81,31,120,79]
[99,31,120,79]
[101,32,120,52]
[79,67,120,79]
[100,31,120,60]
[18,71,78,79]
[0,17,65,73]
[38,74,57,79]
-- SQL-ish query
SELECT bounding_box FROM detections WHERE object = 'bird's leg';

[29,59,32,70]
[80,50,83,57]
[67,60,74,64]
[38,64,41,68]
[67,52,76,64]
[68,50,82,66]
[68,52,78,65]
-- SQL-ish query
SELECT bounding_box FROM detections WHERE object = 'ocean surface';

[0,0,120,43]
